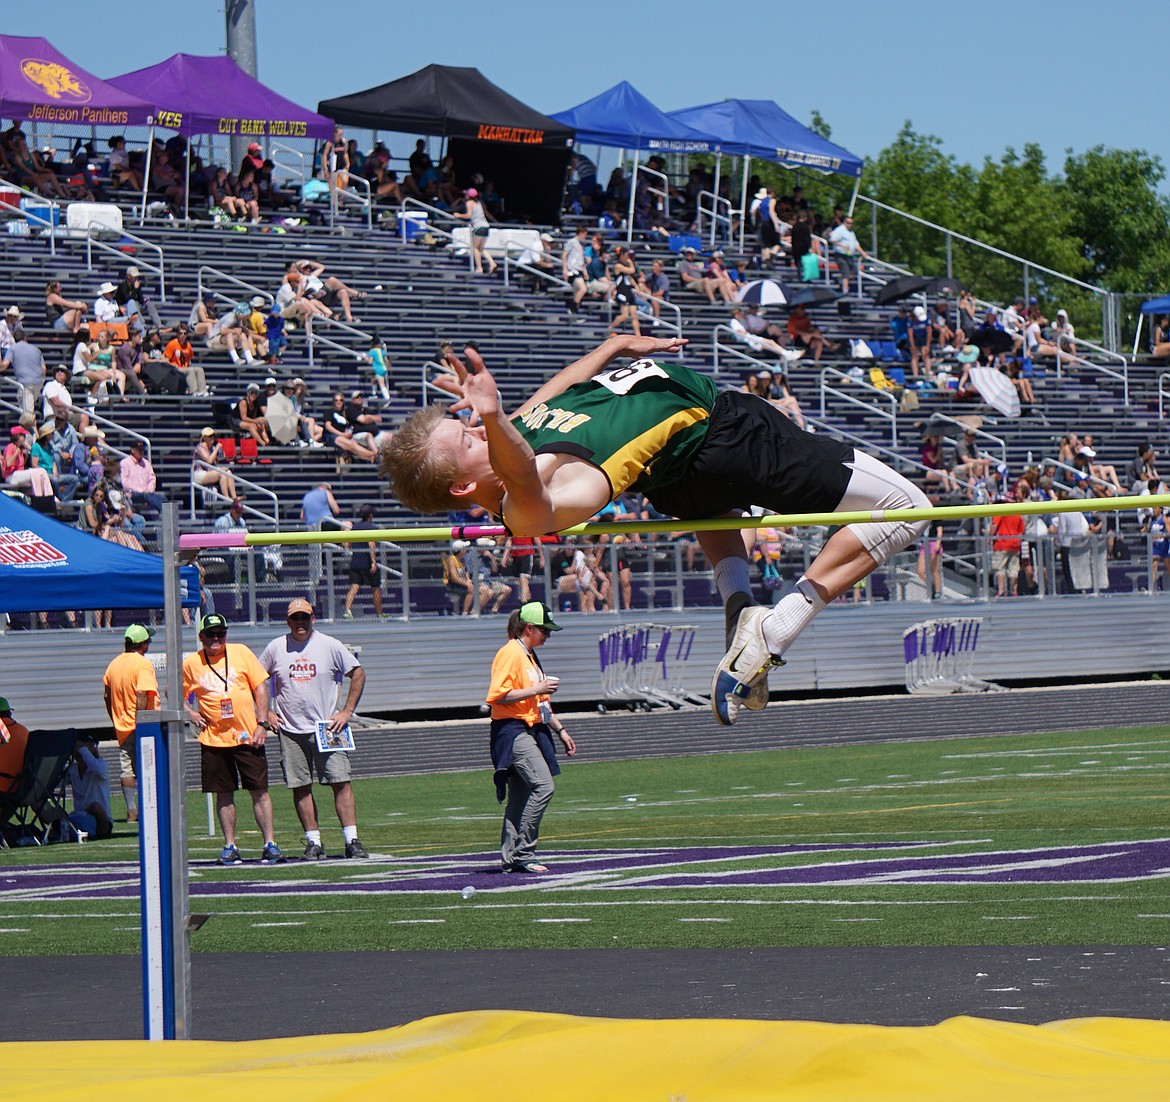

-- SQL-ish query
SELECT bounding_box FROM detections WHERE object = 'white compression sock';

[762,576,827,656]
[305,829,322,845]
[713,557,752,603]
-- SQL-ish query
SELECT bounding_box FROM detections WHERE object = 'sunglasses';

[204,630,227,639]
[288,613,311,622]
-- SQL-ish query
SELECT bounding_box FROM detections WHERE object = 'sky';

[4,0,1167,188]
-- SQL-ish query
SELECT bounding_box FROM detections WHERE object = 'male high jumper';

[381,335,928,725]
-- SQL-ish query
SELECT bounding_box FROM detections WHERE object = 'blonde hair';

[378,405,463,515]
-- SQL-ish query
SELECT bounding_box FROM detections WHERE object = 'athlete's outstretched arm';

[515,334,688,417]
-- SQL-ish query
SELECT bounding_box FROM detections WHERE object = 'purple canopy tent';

[108,54,335,221]
[0,34,154,127]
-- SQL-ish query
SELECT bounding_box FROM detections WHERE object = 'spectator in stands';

[1077,435,1122,491]
[953,426,991,483]
[84,327,126,400]
[443,541,479,615]
[212,497,249,540]
[1006,360,1036,410]
[828,215,867,296]
[990,502,1025,597]
[1152,315,1170,359]
[9,328,46,418]
[8,132,65,198]
[360,335,392,402]
[264,304,288,364]
[44,281,87,334]
[730,308,804,365]
[324,125,350,200]
[30,421,73,501]
[788,210,813,274]
[115,266,158,334]
[582,234,613,297]
[931,301,959,350]
[235,383,271,447]
[234,167,262,224]
[608,245,642,337]
[255,158,296,211]
[786,304,837,363]
[956,290,977,338]
[115,330,148,399]
[120,439,164,517]
[369,158,403,205]
[294,260,366,325]
[93,281,122,325]
[192,428,238,503]
[1128,442,1159,492]
[3,425,52,498]
[745,368,805,428]
[40,363,85,433]
[345,391,383,442]
[1001,297,1026,343]
[301,481,349,530]
[163,323,209,396]
[239,141,264,182]
[0,697,30,797]
[889,304,912,360]
[325,393,377,462]
[243,296,271,361]
[0,305,18,367]
[48,410,84,492]
[1143,505,1169,588]
[107,135,142,191]
[149,149,185,209]
[644,259,672,320]
[517,232,558,277]
[208,166,248,221]
[678,247,717,302]
[909,306,933,378]
[276,270,332,328]
[1052,308,1077,357]
[211,302,261,366]
[453,188,498,276]
[288,378,324,446]
[70,328,109,405]
[703,251,738,304]
[562,225,590,314]
[189,292,218,337]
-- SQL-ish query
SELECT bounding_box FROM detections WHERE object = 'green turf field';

[2,724,1168,955]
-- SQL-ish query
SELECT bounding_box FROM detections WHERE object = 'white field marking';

[675,789,699,794]
[785,782,804,786]
[991,1006,1027,1011]
[1080,760,1102,764]
[849,851,1136,885]
[0,879,142,902]
[981,916,1038,921]
[731,786,753,791]
[0,912,135,919]
[1137,914,1170,919]
[939,770,960,775]
[830,917,881,922]
[250,921,307,927]
[388,919,446,925]
[442,807,469,811]
[678,917,731,923]
[422,898,970,912]
[534,918,591,924]
[944,739,1170,760]
[0,928,31,933]
[986,987,1022,992]
[887,775,910,779]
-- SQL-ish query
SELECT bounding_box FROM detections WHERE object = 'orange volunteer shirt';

[182,643,268,747]
[486,639,544,726]
[103,651,161,743]
[0,718,30,793]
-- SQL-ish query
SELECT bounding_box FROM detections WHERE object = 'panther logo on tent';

[0,528,67,568]
[20,59,91,103]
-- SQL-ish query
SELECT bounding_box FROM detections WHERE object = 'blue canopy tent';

[667,98,865,246]
[1131,295,1170,357]
[0,492,198,613]
[552,81,719,241]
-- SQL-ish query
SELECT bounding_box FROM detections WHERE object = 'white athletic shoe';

[711,606,783,726]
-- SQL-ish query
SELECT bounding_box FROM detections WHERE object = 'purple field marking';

[4,840,1169,900]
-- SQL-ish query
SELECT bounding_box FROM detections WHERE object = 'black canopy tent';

[319,64,575,224]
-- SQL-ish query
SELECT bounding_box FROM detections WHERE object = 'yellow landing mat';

[8,1012,1170,1101]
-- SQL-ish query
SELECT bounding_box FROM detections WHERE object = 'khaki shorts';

[206,333,230,352]
[118,732,137,780]
[992,549,1021,578]
[279,728,352,788]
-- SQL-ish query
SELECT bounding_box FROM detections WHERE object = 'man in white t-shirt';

[41,363,80,426]
[93,282,121,323]
[260,598,369,860]
[827,215,868,296]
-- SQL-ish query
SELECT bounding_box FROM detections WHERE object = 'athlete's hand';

[447,343,501,424]
[612,334,688,359]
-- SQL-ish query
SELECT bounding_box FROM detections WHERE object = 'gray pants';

[501,732,554,869]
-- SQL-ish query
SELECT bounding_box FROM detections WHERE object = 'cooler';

[0,187,20,210]
[65,201,123,235]
[20,198,60,229]
[396,211,429,240]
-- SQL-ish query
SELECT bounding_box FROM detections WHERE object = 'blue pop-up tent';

[666,98,864,246]
[552,81,718,152]
[0,492,199,612]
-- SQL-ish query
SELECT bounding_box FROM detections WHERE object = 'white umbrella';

[736,280,788,307]
[968,366,1020,419]
[264,392,299,444]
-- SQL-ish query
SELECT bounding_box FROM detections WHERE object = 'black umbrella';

[779,284,840,308]
[872,275,932,306]
[970,328,1015,356]
[922,276,969,297]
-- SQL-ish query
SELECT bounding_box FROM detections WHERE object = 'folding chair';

[0,729,78,846]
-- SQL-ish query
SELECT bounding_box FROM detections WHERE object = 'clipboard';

[315,721,355,753]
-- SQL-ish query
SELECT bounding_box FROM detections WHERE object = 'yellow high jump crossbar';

[177,492,1170,550]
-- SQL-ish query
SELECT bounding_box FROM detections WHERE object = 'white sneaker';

[711,606,783,726]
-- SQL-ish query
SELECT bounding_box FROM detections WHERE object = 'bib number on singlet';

[595,359,667,396]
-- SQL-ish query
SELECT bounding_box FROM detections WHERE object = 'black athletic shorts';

[647,390,853,521]
[201,743,269,794]
[348,564,380,586]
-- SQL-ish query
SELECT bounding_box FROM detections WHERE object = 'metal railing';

[83,225,166,301]
[1044,335,1130,406]
[857,193,1119,349]
[196,266,272,309]
[818,366,901,445]
[502,252,571,293]
[306,315,373,371]
[188,459,280,528]
[420,359,457,406]
[930,412,1008,467]
[712,326,803,375]
[329,170,372,231]
[625,163,670,245]
[269,141,308,189]
[0,176,62,255]
[605,287,682,337]
[696,189,734,245]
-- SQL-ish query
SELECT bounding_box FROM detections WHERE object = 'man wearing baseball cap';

[102,624,160,823]
[259,599,369,859]
[182,614,284,865]
[0,697,30,797]
[486,601,575,873]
